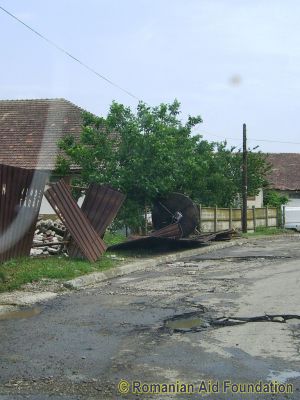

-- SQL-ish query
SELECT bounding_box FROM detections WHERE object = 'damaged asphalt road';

[0,236,300,399]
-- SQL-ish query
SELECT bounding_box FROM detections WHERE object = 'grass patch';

[0,231,128,293]
[242,227,293,237]
[104,231,126,246]
[0,255,118,292]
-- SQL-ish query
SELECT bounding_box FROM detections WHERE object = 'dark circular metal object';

[152,193,199,237]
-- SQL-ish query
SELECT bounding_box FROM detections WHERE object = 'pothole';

[189,255,292,262]
[212,314,300,327]
[166,316,205,331]
[164,312,300,333]
[0,307,41,321]
[164,311,209,333]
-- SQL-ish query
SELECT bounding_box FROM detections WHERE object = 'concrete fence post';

[214,205,217,232]
[252,206,256,231]
[198,204,202,232]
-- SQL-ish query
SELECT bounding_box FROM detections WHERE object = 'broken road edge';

[0,234,298,308]
[64,239,242,289]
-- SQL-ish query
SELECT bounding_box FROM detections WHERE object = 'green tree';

[189,141,270,207]
[57,100,270,231]
[57,100,204,231]
[264,190,289,207]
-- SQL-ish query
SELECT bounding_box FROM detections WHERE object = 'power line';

[248,138,300,145]
[2,4,300,143]
[0,5,141,101]
[199,131,300,145]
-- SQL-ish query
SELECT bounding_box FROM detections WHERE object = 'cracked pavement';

[0,236,299,399]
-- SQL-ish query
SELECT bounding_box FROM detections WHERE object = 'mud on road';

[0,236,300,399]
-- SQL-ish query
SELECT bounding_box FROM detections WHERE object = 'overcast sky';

[1,0,300,152]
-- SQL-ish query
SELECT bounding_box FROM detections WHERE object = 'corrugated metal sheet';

[0,164,47,263]
[152,193,199,237]
[150,223,183,239]
[45,180,107,262]
[68,184,125,258]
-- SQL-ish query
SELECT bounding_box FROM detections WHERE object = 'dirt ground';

[0,236,299,399]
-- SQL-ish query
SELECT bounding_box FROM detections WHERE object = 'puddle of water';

[267,370,300,383]
[164,311,207,332]
[0,307,41,321]
[166,317,203,330]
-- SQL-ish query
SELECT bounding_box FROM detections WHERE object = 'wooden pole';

[229,207,232,230]
[276,206,281,228]
[32,241,68,248]
[242,123,248,233]
[265,205,269,228]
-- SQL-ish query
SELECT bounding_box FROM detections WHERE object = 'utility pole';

[242,123,248,233]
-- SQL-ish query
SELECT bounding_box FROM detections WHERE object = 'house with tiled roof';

[0,98,87,213]
[267,153,300,206]
[0,98,84,171]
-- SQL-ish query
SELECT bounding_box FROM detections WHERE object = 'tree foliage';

[57,100,270,231]
[264,190,289,207]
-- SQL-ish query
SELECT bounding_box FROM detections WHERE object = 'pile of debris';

[109,193,235,252]
[30,219,66,256]
[31,189,236,257]
[0,164,236,264]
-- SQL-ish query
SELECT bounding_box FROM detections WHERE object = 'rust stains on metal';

[82,184,125,237]
[45,179,107,262]
[150,222,183,239]
[0,164,47,263]
[68,184,125,258]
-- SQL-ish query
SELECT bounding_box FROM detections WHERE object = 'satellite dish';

[152,193,199,238]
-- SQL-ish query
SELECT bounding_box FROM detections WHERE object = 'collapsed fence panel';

[45,180,107,262]
[68,184,125,259]
[0,164,47,263]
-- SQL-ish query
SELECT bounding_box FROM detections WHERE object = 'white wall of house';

[40,194,53,215]
[275,190,300,207]
[39,184,53,215]
[287,198,300,206]
[39,188,85,215]
[247,188,264,208]
[286,191,300,207]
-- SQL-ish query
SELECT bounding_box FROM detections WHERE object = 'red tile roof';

[0,98,84,170]
[267,153,300,191]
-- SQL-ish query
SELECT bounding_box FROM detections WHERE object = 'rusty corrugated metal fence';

[68,184,125,259]
[0,164,47,263]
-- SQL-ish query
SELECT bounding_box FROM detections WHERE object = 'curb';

[64,239,244,289]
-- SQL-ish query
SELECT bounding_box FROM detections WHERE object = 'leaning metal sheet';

[68,184,125,259]
[45,180,107,262]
